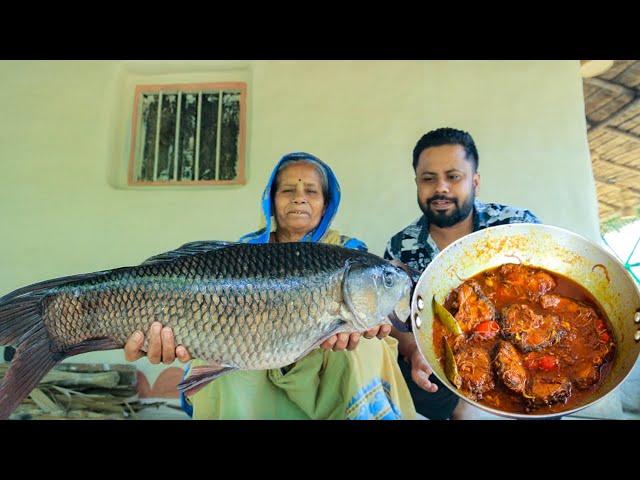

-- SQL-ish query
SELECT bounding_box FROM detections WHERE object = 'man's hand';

[407,346,438,393]
[124,321,191,365]
[320,324,392,352]
[390,326,438,393]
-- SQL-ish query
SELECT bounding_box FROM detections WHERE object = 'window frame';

[127,82,247,186]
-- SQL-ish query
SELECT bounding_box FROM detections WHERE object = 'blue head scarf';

[239,152,365,250]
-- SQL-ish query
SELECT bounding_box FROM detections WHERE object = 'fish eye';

[383,269,395,288]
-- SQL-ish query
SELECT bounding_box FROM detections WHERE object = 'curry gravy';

[433,264,616,415]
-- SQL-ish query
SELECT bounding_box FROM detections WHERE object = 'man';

[385,127,540,419]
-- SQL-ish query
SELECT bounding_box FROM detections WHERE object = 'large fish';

[0,241,411,419]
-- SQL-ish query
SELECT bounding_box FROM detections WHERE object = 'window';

[128,83,246,185]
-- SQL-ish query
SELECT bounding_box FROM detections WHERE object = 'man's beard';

[419,191,475,228]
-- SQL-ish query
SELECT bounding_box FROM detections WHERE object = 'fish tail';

[0,327,59,419]
[0,273,119,419]
[0,291,61,419]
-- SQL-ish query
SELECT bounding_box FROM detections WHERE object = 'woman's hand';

[124,322,191,364]
[320,324,392,352]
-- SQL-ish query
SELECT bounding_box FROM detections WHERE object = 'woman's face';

[273,162,327,237]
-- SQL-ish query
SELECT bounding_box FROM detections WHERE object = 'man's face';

[415,144,480,228]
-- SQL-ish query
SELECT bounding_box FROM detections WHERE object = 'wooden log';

[1,361,176,420]
[56,363,137,386]
[0,363,121,389]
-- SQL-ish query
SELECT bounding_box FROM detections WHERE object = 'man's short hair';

[412,128,479,171]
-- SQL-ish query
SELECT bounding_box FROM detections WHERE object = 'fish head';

[342,259,412,331]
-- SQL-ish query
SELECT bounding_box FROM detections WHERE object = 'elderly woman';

[124,152,416,419]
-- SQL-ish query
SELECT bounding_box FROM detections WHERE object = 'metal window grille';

[131,85,245,185]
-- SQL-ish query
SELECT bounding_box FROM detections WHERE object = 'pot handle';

[635,308,640,342]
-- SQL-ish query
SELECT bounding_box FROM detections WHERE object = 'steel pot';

[410,223,640,419]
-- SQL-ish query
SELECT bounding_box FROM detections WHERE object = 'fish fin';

[0,269,116,305]
[0,294,44,346]
[0,325,61,419]
[0,278,122,419]
[177,364,238,397]
[141,240,238,265]
[293,319,349,362]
